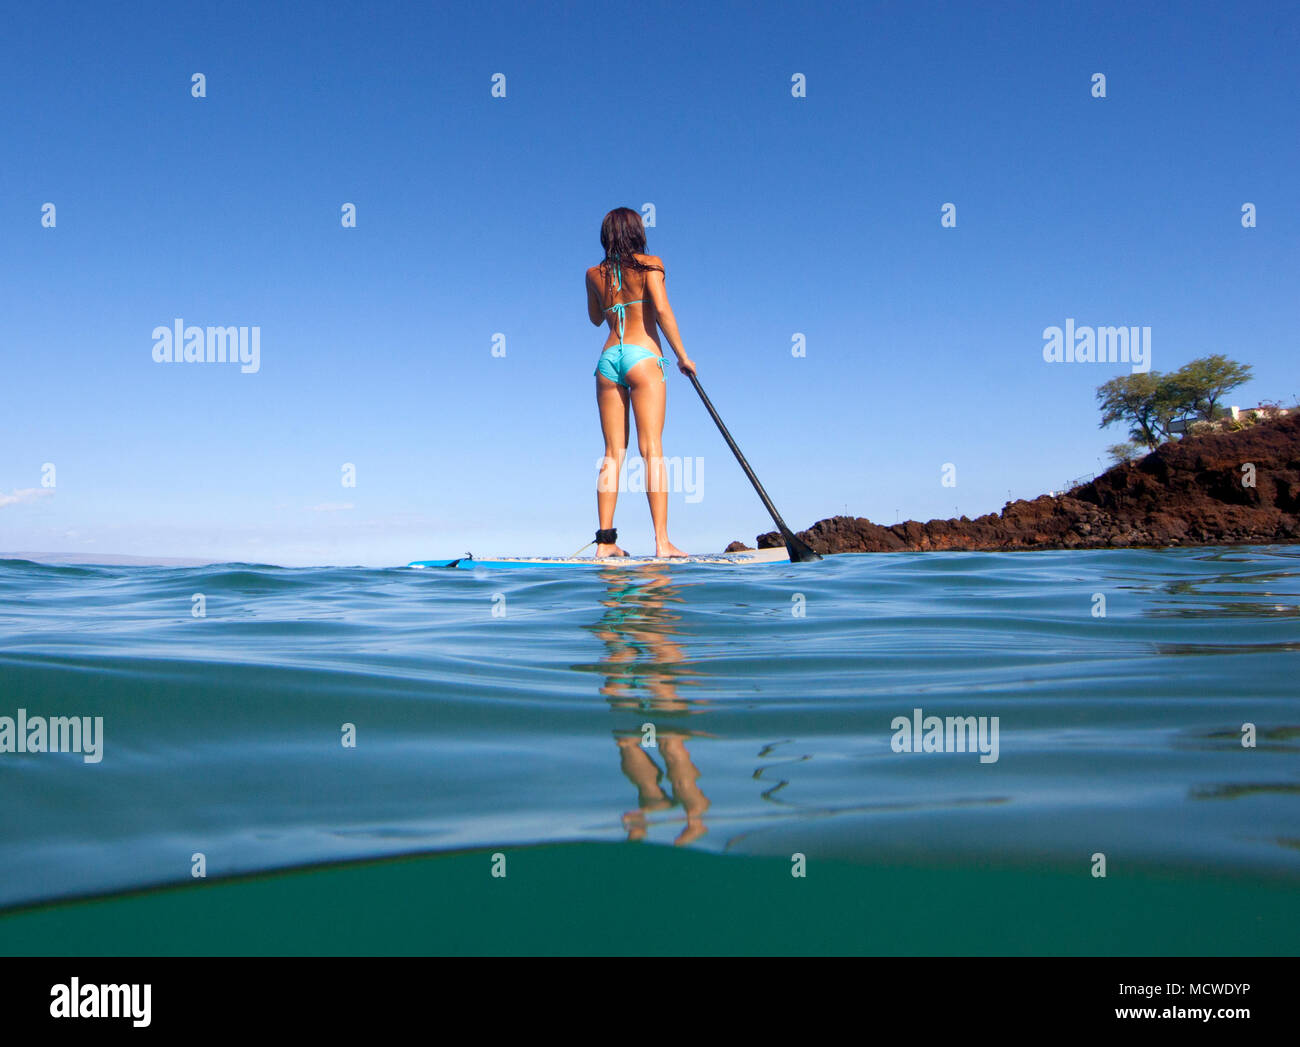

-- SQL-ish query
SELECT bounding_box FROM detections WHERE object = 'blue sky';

[2,0,1296,565]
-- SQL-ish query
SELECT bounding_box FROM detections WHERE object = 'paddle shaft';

[687,373,821,562]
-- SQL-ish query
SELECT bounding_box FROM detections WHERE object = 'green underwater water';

[1,547,1298,953]
[3,842,1297,956]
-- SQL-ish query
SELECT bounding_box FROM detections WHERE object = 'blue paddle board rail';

[407,549,793,569]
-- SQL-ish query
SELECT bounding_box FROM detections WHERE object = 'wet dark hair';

[599,207,664,295]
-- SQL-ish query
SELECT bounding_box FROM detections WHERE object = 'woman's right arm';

[644,259,696,375]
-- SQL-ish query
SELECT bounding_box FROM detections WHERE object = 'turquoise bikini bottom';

[595,343,667,388]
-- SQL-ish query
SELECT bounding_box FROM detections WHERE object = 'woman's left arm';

[585,274,604,326]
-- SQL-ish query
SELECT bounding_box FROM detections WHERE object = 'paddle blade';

[782,528,822,562]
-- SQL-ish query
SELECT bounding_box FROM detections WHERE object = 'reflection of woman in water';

[615,733,709,846]
[586,565,710,844]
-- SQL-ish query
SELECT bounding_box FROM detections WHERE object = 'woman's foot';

[596,542,628,558]
[675,817,708,846]
[655,539,688,558]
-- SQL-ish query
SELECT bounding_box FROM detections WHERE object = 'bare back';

[586,254,665,354]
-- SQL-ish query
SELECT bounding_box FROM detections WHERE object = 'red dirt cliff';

[751,413,1300,554]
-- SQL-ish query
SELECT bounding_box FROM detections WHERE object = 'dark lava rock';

[749,413,1300,554]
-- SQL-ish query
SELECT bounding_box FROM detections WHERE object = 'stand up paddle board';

[408,548,791,569]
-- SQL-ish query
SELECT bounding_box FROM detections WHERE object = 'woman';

[585,207,696,558]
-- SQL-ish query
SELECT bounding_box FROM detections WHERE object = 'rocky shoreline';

[735,413,1300,555]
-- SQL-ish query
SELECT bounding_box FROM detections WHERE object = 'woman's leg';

[626,359,687,557]
[596,374,630,556]
[660,734,709,845]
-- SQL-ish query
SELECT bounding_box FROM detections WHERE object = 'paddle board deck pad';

[408,548,791,569]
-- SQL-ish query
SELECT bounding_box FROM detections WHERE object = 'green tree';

[1168,355,1253,421]
[1097,355,1254,447]
[1096,372,1176,449]
[1106,441,1144,464]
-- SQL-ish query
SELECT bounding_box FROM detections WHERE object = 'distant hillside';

[746,412,1300,554]
[0,552,217,567]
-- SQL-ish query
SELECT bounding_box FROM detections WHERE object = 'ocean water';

[1,547,1298,931]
